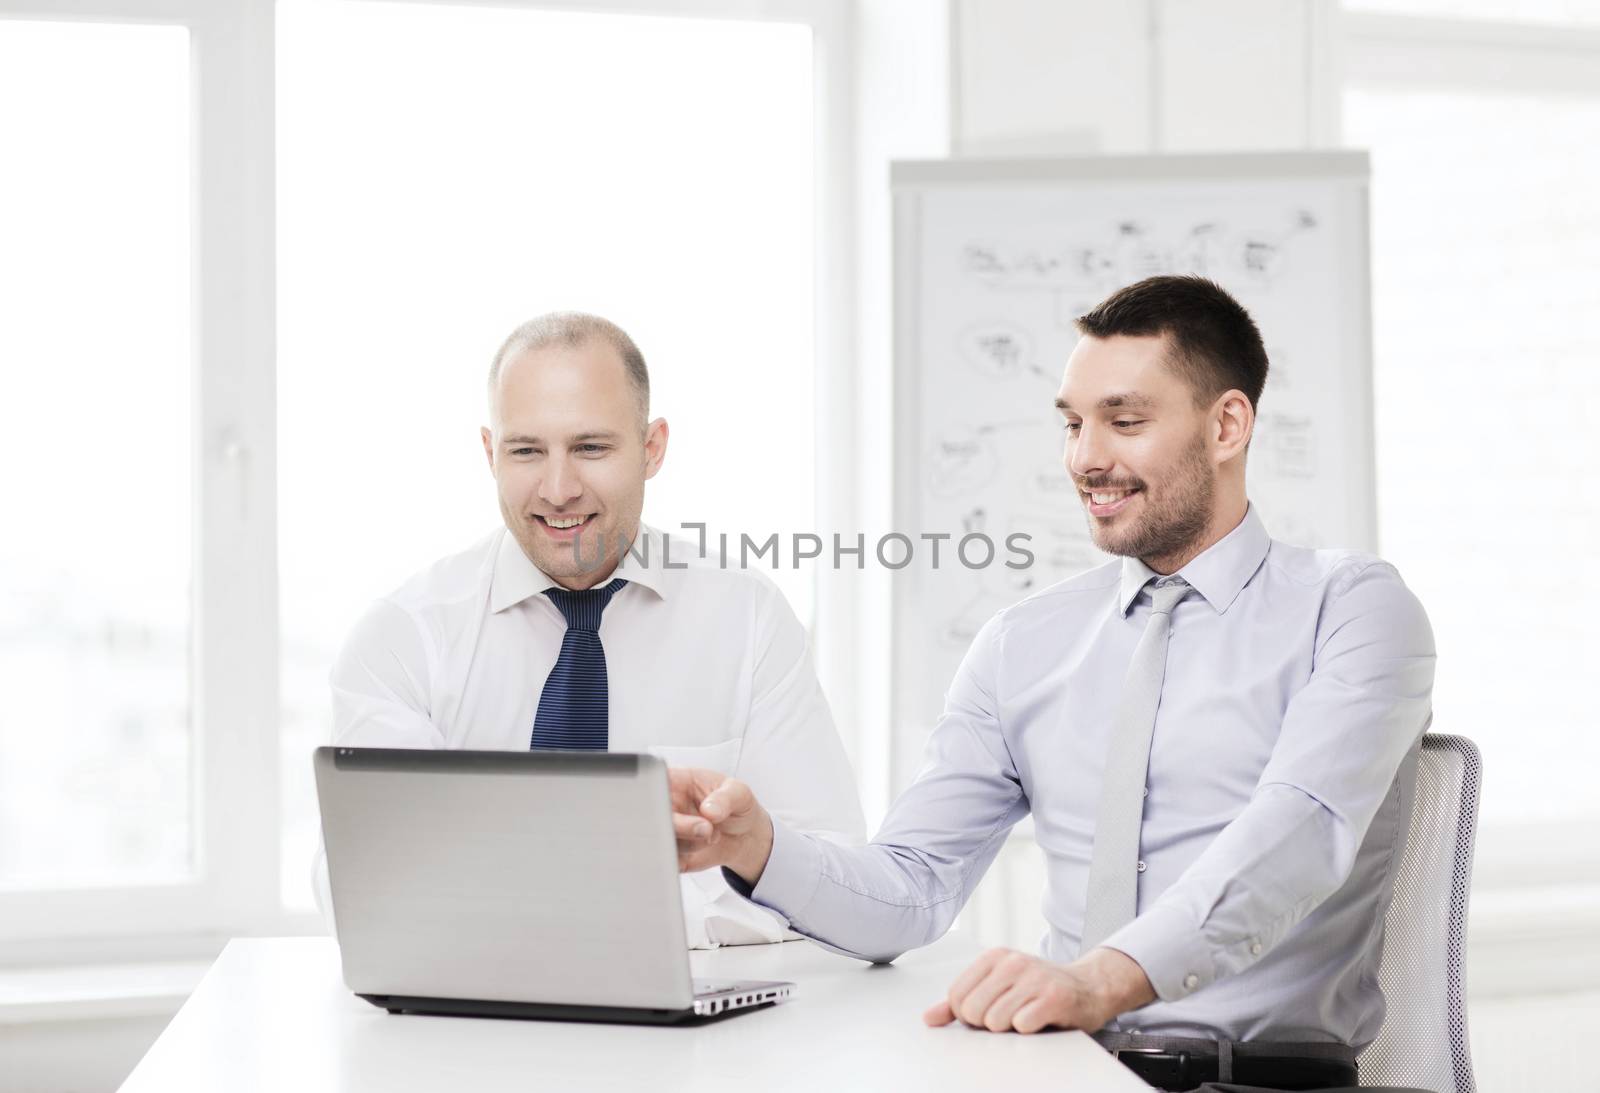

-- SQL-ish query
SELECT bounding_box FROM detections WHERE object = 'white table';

[120,934,1151,1092]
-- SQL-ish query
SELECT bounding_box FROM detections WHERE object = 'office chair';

[1359,734,1482,1093]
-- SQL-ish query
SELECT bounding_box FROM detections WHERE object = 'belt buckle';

[1112,1048,1194,1090]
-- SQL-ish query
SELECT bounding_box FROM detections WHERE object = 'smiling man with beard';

[670,277,1437,1093]
[321,312,865,948]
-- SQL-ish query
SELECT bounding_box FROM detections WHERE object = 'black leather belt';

[1093,1031,1359,1092]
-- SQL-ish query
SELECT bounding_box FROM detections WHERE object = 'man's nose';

[538,455,583,506]
[1066,422,1111,482]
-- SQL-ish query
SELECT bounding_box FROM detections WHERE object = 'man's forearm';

[735,817,1019,965]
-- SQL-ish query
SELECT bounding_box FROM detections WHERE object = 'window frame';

[0,0,858,955]
[0,0,278,954]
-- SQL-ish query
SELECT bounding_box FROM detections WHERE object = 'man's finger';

[672,813,712,842]
[946,949,1004,996]
[944,949,1005,1018]
[956,966,1013,1028]
[667,767,726,810]
[678,845,717,873]
[700,778,749,823]
[922,999,955,1027]
[1011,998,1056,1035]
[981,983,1032,1033]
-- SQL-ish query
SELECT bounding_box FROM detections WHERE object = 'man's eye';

[511,447,536,456]
[577,444,610,455]
[1063,422,1081,434]
[1114,420,1144,428]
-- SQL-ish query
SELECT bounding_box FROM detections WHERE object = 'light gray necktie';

[1080,576,1192,952]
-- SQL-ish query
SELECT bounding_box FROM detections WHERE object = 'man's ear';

[1211,391,1253,463]
[643,417,670,481]
[481,426,495,472]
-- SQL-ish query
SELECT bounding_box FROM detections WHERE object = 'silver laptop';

[314,746,794,1023]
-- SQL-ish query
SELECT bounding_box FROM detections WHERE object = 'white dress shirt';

[741,503,1436,1046]
[324,524,866,947]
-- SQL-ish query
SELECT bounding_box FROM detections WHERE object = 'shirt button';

[1136,860,1147,873]
[1183,974,1199,991]
[1142,787,1149,798]
[1250,940,1263,956]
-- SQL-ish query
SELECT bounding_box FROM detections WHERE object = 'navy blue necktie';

[530,578,627,751]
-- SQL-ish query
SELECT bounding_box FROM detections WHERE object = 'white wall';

[953,0,1338,155]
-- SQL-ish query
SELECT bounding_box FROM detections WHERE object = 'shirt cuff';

[691,866,790,946]
[723,817,824,925]
[1098,903,1219,1003]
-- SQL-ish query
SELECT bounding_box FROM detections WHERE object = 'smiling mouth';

[536,514,595,531]
[1081,486,1141,517]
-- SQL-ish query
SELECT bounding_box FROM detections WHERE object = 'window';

[275,0,818,908]
[1,0,845,948]
[0,20,192,891]
[1343,7,1600,881]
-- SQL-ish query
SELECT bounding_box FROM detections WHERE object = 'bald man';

[319,312,865,947]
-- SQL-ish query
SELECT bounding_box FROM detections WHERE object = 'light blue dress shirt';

[744,503,1436,1046]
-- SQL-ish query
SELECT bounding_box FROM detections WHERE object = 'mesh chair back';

[1359,734,1482,1092]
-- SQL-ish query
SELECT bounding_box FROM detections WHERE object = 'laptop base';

[358,993,773,1025]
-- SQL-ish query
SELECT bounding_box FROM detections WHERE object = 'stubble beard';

[1085,432,1215,564]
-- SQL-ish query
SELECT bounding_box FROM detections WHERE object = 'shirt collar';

[1116,502,1270,618]
[489,523,671,614]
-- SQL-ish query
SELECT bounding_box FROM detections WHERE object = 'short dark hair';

[1074,275,1268,412]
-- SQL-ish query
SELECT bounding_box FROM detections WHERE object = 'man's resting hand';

[922,946,1157,1034]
